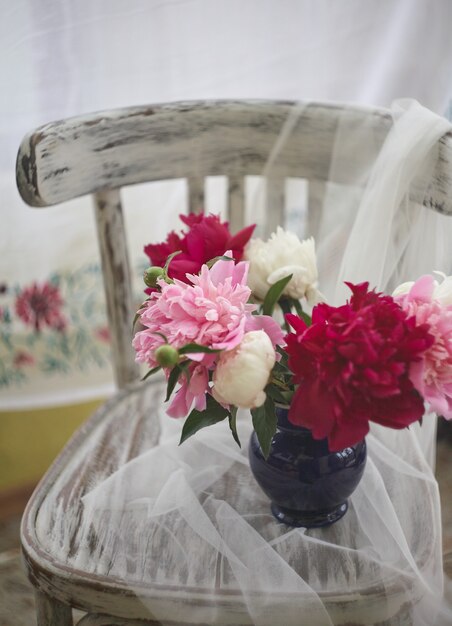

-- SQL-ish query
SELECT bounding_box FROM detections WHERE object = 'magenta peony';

[144,213,255,284]
[395,275,452,419]
[285,282,433,451]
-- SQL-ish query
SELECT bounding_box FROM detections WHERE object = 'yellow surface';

[0,400,103,490]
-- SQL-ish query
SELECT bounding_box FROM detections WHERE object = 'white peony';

[244,227,322,303]
[212,331,276,409]
[392,281,415,298]
[432,272,452,305]
[393,272,452,305]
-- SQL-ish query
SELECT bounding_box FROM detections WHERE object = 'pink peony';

[395,275,452,419]
[144,213,255,284]
[133,255,284,417]
[134,257,254,365]
[166,364,209,418]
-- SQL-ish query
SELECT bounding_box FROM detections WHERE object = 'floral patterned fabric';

[0,177,184,409]
[0,265,111,392]
[1,272,108,410]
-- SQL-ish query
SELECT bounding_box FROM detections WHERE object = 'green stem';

[270,376,291,391]
[278,297,293,332]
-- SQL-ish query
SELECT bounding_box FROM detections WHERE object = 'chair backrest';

[16,100,452,389]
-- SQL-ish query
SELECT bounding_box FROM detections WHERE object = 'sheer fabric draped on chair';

[17,99,452,625]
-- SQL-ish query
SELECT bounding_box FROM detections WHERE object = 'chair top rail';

[9,100,395,197]
[16,98,452,212]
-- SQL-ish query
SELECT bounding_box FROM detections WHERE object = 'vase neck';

[275,405,312,434]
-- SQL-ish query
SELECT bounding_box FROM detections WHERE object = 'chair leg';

[35,589,73,625]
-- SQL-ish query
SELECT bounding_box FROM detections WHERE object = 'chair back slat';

[188,177,204,214]
[227,176,245,232]
[264,175,286,238]
[94,189,139,388]
[16,100,452,392]
[307,179,327,239]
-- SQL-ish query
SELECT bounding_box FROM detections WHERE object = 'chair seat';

[21,380,435,625]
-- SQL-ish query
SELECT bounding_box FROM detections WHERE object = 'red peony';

[144,213,255,284]
[285,282,434,451]
[15,282,67,333]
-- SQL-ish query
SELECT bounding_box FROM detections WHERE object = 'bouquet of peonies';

[133,213,452,457]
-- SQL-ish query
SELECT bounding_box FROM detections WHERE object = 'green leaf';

[165,364,183,401]
[132,298,151,331]
[265,383,289,405]
[274,347,290,371]
[179,396,229,445]
[278,297,292,313]
[178,343,221,355]
[141,365,162,381]
[251,397,277,459]
[228,406,241,448]
[206,255,234,268]
[164,361,192,401]
[292,298,312,326]
[273,361,290,377]
[300,311,312,326]
[164,250,182,272]
[262,274,293,316]
[180,360,192,383]
[151,331,169,343]
[132,310,141,331]
[278,297,294,331]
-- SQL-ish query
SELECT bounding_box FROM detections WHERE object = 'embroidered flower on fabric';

[15,282,67,333]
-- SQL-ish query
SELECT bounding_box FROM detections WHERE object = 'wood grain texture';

[20,381,434,626]
[93,189,139,389]
[16,100,451,625]
[227,176,245,233]
[16,100,452,215]
[188,177,205,215]
[77,614,161,625]
[263,175,285,238]
[35,588,73,625]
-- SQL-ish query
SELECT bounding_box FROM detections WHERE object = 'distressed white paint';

[35,588,73,626]
[21,380,425,626]
[15,100,452,625]
[16,101,452,215]
[93,189,139,389]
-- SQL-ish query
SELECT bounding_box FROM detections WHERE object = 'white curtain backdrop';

[1,0,452,408]
[2,3,452,624]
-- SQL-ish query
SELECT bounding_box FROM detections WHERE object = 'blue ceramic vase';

[248,405,367,528]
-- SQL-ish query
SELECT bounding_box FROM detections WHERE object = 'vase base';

[270,501,348,528]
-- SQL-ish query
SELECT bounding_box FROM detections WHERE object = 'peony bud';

[154,344,180,368]
[144,266,165,288]
[212,331,276,409]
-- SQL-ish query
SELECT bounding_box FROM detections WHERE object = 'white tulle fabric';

[81,101,452,625]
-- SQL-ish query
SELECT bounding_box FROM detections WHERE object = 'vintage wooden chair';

[16,100,452,625]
